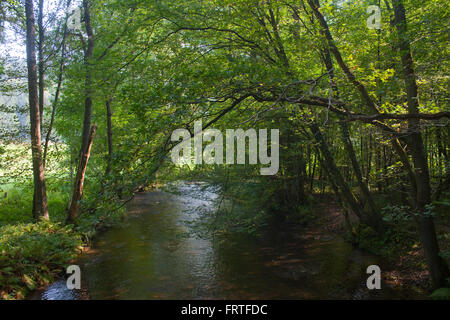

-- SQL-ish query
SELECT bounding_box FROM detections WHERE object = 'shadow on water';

[32,181,418,300]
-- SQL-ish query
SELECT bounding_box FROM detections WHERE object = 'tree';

[391,0,449,289]
[66,0,97,224]
[25,0,49,220]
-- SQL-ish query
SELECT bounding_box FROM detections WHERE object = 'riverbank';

[301,195,448,298]
[0,201,126,300]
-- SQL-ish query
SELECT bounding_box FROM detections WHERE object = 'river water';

[31,181,416,300]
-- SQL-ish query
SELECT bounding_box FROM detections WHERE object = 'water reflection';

[33,181,413,300]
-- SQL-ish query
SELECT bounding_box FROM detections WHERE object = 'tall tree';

[25,0,48,220]
[391,0,449,289]
[67,0,97,224]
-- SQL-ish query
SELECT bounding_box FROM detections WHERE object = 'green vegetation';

[0,0,449,299]
[0,221,82,299]
[0,145,125,299]
[0,188,125,299]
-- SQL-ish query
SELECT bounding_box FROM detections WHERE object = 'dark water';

[31,182,416,300]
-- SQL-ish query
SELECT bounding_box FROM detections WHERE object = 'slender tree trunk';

[366,133,372,185]
[38,0,44,131]
[434,127,447,201]
[310,123,364,220]
[376,144,383,192]
[43,61,63,167]
[25,0,48,221]
[66,0,95,224]
[66,124,97,224]
[296,145,306,202]
[310,150,317,193]
[80,0,94,153]
[383,145,389,190]
[105,95,113,175]
[35,0,45,212]
[341,122,384,233]
[392,0,449,289]
[69,145,74,184]
[317,164,323,195]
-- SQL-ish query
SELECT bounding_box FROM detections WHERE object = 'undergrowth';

[0,187,126,300]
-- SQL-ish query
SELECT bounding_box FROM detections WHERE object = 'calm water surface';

[32,182,417,300]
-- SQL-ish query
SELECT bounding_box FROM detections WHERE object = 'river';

[30,181,417,300]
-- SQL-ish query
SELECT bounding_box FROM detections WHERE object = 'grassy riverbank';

[0,188,125,300]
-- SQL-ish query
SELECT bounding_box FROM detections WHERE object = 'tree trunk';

[309,149,317,193]
[341,122,384,233]
[383,146,389,190]
[392,0,449,289]
[309,123,364,220]
[366,133,372,185]
[67,124,97,224]
[80,0,95,153]
[66,0,95,224]
[38,0,44,132]
[376,144,383,192]
[43,62,63,167]
[25,0,49,221]
[434,127,448,201]
[105,96,113,175]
